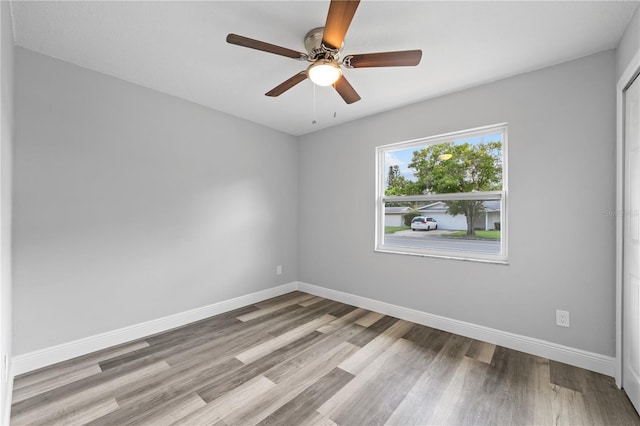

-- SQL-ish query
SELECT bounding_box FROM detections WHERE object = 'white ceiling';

[9,1,639,136]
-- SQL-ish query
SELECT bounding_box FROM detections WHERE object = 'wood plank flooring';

[10,291,640,425]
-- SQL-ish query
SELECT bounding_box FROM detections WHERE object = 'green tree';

[403,209,422,226]
[387,165,401,187]
[385,178,424,197]
[385,165,425,197]
[408,141,502,236]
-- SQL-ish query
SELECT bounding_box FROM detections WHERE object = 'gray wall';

[1,0,14,418]
[13,48,299,355]
[616,4,640,81]
[298,51,616,356]
[11,22,631,361]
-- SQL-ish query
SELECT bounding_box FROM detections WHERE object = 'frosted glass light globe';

[307,60,342,86]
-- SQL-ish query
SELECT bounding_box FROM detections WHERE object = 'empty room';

[2,0,640,424]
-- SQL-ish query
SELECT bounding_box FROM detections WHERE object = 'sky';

[385,132,502,182]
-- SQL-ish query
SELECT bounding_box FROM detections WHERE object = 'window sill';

[375,246,509,265]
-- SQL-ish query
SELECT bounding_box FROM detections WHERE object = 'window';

[375,124,507,263]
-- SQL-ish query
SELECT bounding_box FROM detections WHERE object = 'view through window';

[376,124,507,262]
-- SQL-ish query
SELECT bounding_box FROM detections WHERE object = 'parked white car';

[411,216,438,231]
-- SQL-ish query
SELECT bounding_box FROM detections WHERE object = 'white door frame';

[617,48,640,388]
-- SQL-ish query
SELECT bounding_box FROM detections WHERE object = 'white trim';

[616,48,640,388]
[375,123,508,263]
[11,279,616,382]
[383,190,503,203]
[374,246,509,265]
[298,282,616,377]
[12,283,297,375]
[377,122,509,151]
[1,364,12,426]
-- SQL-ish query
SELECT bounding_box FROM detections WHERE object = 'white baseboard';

[1,364,13,426]
[297,281,616,377]
[11,280,615,379]
[12,283,297,376]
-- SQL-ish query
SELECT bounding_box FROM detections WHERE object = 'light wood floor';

[10,291,640,425]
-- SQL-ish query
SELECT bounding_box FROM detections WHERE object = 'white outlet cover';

[556,310,570,327]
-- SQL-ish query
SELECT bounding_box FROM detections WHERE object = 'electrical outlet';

[556,310,570,327]
[276,265,282,275]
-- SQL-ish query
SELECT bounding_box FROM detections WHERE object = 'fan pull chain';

[312,84,317,125]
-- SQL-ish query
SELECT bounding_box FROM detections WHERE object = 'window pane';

[383,199,502,255]
[377,124,507,262]
[382,201,418,230]
[384,133,503,196]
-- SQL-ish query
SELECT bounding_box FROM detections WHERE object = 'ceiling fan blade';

[226,34,307,60]
[344,50,423,68]
[265,72,308,97]
[333,75,361,104]
[322,0,360,50]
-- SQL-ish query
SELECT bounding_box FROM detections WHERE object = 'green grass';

[385,226,410,234]
[443,230,501,240]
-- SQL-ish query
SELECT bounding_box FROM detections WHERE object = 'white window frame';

[375,123,508,264]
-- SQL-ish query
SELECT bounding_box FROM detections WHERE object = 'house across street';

[384,201,501,231]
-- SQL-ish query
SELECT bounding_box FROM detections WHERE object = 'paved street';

[384,230,500,254]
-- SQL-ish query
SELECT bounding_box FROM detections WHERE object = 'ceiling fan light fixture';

[307,59,342,86]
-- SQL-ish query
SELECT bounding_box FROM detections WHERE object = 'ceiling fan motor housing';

[304,27,343,61]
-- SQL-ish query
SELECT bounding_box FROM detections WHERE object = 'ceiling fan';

[226,0,422,104]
